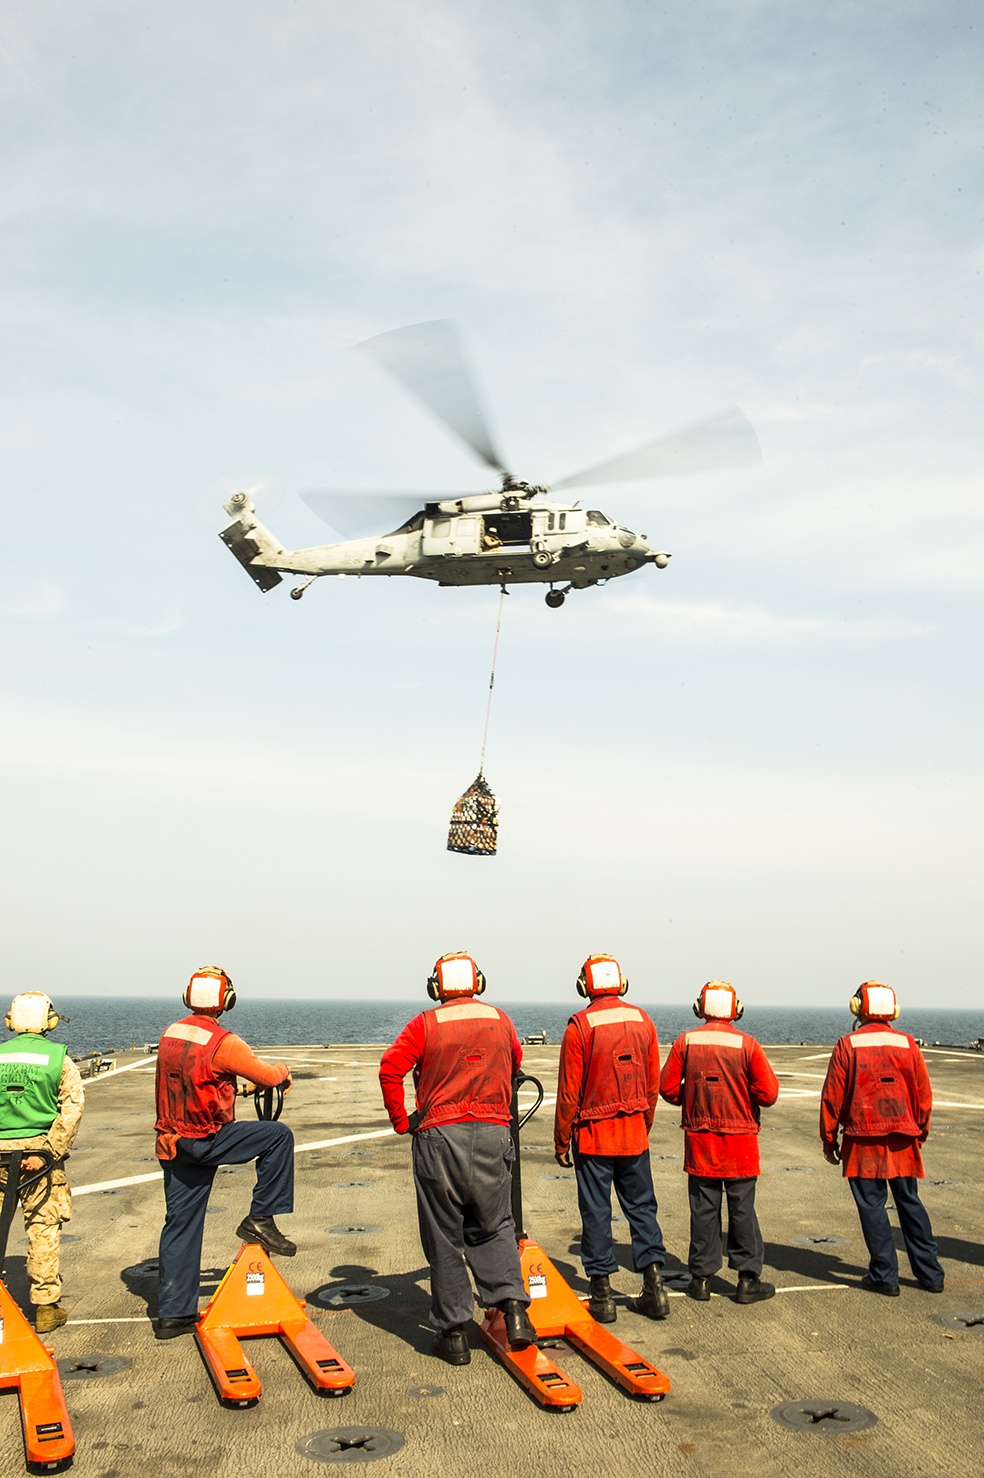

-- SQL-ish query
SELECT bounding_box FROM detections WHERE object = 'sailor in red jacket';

[660,981,779,1304]
[378,953,535,1366]
[154,967,294,1338]
[554,955,668,1324]
[820,982,944,1296]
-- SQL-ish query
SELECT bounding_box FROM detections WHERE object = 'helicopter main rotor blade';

[552,405,762,491]
[356,320,510,476]
[301,490,464,540]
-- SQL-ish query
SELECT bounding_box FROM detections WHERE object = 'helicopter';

[219,320,761,609]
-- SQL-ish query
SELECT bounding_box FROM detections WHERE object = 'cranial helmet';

[693,980,743,1021]
[576,955,628,999]
[849,981,899,1022]
[4,992,63,1035]
[182,967,237,1015]
[427,952,486,1002]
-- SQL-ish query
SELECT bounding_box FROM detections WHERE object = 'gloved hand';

[407,1110,421,1134]
[555,1148,573,1169]
[823,1142,841,1165]
[281,1072,293,1095]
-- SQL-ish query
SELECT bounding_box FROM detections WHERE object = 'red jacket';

[379,1000,522,1134]
[820,1022,932,1177]
[155,1014,235,1145]
[659,1021,779,1134]
[554,1000,660,1157]
[154,1016,289,1160]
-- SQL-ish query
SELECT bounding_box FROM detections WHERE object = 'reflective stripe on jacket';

[414,1000,515,1131]
[566,1001,655,1122]
[0,1034,67,1139]
[659,1021,779,1133]
[154,1015,235,1141]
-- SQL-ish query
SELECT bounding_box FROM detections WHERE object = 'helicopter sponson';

[219,490,670,609]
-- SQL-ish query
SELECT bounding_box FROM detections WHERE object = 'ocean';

[35,996,984,1057]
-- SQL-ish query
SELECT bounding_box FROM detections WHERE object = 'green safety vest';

[0,1033,66,1139]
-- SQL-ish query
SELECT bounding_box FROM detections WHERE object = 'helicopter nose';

[617,528,637,549]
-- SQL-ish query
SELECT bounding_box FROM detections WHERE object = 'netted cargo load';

[447,772,499,856]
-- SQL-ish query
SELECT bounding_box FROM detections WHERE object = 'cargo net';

[447,772,499,856]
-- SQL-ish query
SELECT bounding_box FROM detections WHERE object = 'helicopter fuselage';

[220,492,670,601]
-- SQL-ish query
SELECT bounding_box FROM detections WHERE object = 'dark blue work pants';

[849,1176,944,1288]
[157,1119,294,1318]
[687,1175,763,1277]
[572,1148,665,1277]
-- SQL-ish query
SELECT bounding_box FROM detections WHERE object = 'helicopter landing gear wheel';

[545,589,566,609]
[532,550,553,570]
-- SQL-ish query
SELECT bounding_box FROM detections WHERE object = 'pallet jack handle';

[510,1073,544,1243]
[253,1084,285,1121]
[0,1148,56,1276]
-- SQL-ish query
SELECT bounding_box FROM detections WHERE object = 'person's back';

[820,981,943,1297]
[379,952,535,1365]
[0,991,84,1332]
[659,981,779,1304]
[153,966,295,1338]
[554,954,667,1324]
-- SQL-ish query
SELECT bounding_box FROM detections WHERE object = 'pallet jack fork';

[195,1242,356,1407]
[479,1076,671,1412]
[0,1150,75,1472]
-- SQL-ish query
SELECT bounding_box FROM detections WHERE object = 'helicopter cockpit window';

[586,510,610,527]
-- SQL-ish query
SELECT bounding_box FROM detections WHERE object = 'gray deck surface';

[1,1041,981,1478]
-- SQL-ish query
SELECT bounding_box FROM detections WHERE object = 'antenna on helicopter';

[447,591,506,857]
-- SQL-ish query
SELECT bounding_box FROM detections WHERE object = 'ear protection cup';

[849,993,862,1019]
[426,972,441,1002]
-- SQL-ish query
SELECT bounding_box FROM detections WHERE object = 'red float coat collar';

[820,1022,929,1142]
[413,1000,516,1132]
[155,1014,235,1144]
[566,1000,655,1123]
[659,1020,779,1134]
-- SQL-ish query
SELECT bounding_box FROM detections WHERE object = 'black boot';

[431,1326,471,1365]
[588,1275,616,1323]
[629,1264,670,1320]
[686,1275,711,1302]
[235,1214,296,1257]
[498,1299,536,1350]
[735,1272,776,1304]
[153,1315,199,1340]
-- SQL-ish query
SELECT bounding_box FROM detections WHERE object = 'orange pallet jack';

[0,1150,75,1472]
[195,1081,355,1407]
[195,1242,356,1407]
[479,1076,671,1412]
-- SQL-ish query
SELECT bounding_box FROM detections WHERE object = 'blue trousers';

[158,1119,294,1318]
[572,1148,665,1277]
[687,1175,763,1277]
[849,1176,944,1288]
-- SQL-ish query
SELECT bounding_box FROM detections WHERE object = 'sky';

[1,2,981,1007]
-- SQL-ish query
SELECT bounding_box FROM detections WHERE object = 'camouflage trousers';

[0,1138,72,1304]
